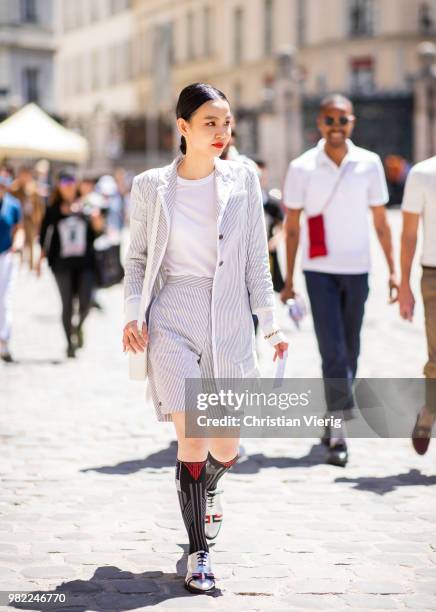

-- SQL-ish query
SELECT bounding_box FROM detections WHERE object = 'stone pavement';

[1,209,435,611]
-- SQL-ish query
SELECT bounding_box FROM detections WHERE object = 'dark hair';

[320,93,354,114]
[0,164,15,179]
[58,169,77,182]
[176,82,228,154]
[254,158,266,169]
[18,164,33,174]
[49,169,77,209]
[80,172,98,184]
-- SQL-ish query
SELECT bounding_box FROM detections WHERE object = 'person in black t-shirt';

[37,170,104,358]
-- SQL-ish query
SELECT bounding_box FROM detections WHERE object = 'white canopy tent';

[0,103,89,164]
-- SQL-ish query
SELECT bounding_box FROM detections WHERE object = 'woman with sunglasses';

[123,83,288,594]
[37,170,104,358]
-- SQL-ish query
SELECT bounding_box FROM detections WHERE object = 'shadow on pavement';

[82,441,327,475]
[81,441,179,474]
[5,358,64,366]
[8,563,222,611]
[335,468,436,495]
[232,443,327,473]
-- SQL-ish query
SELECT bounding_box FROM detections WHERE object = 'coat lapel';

[156,154,183,225]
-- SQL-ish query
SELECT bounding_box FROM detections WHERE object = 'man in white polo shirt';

[399,155,436,455]
[281,93,398,467]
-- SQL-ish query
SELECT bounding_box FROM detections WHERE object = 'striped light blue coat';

[124,153,276,378]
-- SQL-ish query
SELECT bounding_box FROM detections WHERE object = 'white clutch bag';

[128,193,161,381]
[128,343,149,381]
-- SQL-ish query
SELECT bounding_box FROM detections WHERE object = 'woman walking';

[37,170,103,358]
[123,83,288,594]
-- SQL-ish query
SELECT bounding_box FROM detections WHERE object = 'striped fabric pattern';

[147,275,216,421]
[206,453,239,491]
[175,459,209,554]
[124,153,276,382]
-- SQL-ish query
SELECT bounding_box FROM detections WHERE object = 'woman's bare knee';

[209,437,240,462]
[172,412,208,461]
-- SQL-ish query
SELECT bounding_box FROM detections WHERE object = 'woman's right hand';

[123,320,148,354]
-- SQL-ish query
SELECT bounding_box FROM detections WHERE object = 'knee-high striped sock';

[206,453,239,491]
[175,459,208,555]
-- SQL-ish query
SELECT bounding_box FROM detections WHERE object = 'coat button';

[218,260,223,266]
[219,234,223,239]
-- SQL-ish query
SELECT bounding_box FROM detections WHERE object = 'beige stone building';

[55,0,436,183]
[55,0,135,172]
[132,0,436,185]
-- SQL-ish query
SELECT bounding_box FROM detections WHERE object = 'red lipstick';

[212,143,224,149]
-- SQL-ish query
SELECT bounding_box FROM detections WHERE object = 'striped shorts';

[147,275,216,422]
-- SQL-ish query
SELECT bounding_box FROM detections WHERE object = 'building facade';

[55,0,136,172]
[0,0,56,118]
[132,0,436,184]
[54,0,436,179]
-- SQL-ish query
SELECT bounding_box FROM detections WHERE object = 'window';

[264,0,273,56]
[99,49,108,89]
[234,7,244,64]
[92,50,100,90]
[349,0,374,37]
[419,2,434,34]
[63,0,71,31]
[90,0,100,22]
[296,0,306,47]
[75,56,84,93]
[117,42,127,83]
[187,12,194,60]
[23,68,39,103]
[234,82,242,107]
[316,73,327,94]
[109,46,117,84]
[21,0,37,23]
[111,0,129,13]
[142,29,151,74]
[203,6,211,56]
[123,118,147,152]
[126,40,133,79]
[350,57,374,93]
[168,22,175,65]
[158,115,173,152]
[75,1,83,28]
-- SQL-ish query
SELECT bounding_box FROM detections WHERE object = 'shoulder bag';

[307,163,351,259]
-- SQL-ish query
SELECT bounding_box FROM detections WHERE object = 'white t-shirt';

[401,156,436,267]
[160,169,284,345]
[283,139,389,274]
[162,171,218,277]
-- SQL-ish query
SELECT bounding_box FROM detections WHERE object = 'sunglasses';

[323,116,352,127]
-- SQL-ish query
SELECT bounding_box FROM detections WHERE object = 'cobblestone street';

[1,210,435,611]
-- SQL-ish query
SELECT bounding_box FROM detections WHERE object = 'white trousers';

[0,250,15,344]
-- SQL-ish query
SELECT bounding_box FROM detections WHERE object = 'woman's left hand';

[273,341,288,361]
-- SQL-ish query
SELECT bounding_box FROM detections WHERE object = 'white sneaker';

[184,550,215,593]
[205,489,223,540]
